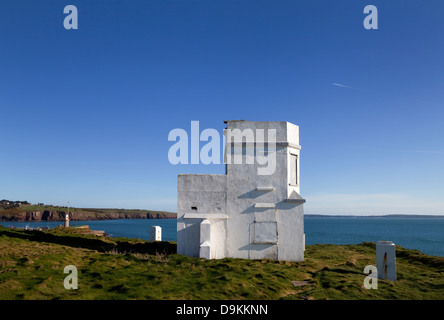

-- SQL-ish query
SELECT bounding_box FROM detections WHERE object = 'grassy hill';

[0,204,176,221]
[0,225,442,300]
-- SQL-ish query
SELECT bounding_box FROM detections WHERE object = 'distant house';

[0,200,22,209]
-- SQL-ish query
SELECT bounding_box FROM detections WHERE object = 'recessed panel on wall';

[253,221,278,244]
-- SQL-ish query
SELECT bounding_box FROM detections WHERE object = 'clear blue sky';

[1,0,443,215]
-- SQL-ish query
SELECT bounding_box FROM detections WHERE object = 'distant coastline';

[0,200,176,222]
[1,200,442,222]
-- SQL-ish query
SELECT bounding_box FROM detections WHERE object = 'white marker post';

[376,241,397,281]
[150,226,162,241]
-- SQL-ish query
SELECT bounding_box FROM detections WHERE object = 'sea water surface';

[1,217,443,257]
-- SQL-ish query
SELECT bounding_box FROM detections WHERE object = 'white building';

[177,120,306,261]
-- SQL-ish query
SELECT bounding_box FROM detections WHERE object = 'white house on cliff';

[177,120,306,261]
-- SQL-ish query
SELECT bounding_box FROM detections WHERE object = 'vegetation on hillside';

[0,225,442,300]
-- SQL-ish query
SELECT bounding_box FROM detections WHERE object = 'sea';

[1,216,443,257]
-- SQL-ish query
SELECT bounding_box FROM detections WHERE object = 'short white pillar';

[199,220,211,259]
[64,213,69,228]
[376,241,396,281]
[150,226,162,241]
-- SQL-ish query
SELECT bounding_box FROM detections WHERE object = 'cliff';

[0,205,176,222]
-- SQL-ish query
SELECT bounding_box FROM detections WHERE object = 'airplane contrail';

[332,82,371,92]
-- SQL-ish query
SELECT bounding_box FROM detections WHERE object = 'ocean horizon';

[1,216,443,257]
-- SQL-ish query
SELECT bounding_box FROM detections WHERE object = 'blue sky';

[1,0,443,215]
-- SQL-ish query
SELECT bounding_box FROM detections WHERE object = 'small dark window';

[191,206,198,210]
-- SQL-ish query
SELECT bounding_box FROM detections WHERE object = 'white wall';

[177,174,227,258]
[224,121,304,261]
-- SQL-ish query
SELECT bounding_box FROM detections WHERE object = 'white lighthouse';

[64,211,69,228]
[177,120,306,261]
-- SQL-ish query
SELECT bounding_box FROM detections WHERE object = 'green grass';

[0,225,443,300]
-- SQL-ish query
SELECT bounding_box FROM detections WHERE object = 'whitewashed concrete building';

[177,120,305,261]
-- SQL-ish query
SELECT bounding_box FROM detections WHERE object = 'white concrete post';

[64,213,69,228]
[150,226,162,241]
[376,241,396,281]
[199,220,211,259]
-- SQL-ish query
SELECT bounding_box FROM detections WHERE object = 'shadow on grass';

[0,227,176,255]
